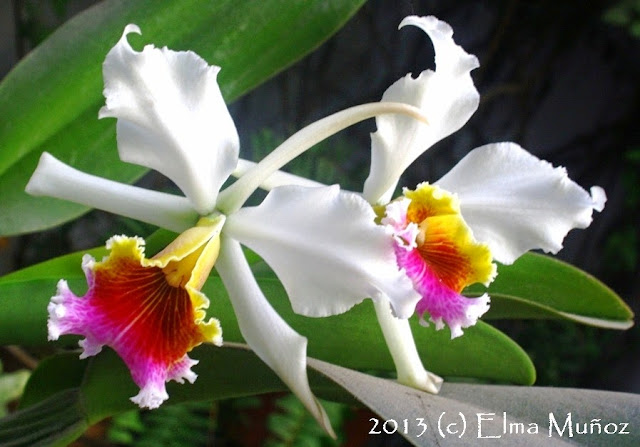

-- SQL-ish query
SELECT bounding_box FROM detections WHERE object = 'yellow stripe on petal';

[401,183,495,292]
[417,214,495,292]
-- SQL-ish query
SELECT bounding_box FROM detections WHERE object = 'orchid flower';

[240,15,607,395]
[26,24,430,432]
[364,15,606,393]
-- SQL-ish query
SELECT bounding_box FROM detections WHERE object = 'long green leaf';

[309,357,640,447]
[0,0,366,236]
[9,345,336,446]
[0,271,535,385]
[230,277,534,384]
[0,228,174,285]
[0,389,87,447]
[19,353,87,409]
[9,345,638,447]
[466,253,634,329]
[0,221,535,384]
[4,244,630,385]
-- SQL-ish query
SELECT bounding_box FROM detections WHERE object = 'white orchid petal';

[216,236,334,437]
[99,25,239,214]
[26,152,197,232]
[363,15,480,203]
[435,143,606,264]
[225,185,420,318]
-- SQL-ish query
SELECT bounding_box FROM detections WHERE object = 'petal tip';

[131,383,169,410]
[81,253,96,276]
[122,23,142,38]
[484,262,498,286]
[449,293,490,339]
[47,279,73,341]
[399,15,451,36]
[590,186,607,212]
[46,306,64,341]
[78,337,103,358]
[168,356,199,384]
[25,152,54,196]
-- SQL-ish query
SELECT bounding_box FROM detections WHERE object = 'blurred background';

[1,0,639,445]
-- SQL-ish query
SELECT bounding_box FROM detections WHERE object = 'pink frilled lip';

[394,246,490,339]
[48,227,223,409]
[384,183,496,338]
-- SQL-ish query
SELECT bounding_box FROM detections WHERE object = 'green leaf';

[19,353,87,408]
[9,345,300,446]
[308,357,640,447]
[9,345,637,447]
[230,277,534,384]
[0,0,366,236]
[466,253,634,329]
[6,345,310,446]
[4,241,629,385]
[0,389,87,447]
[0,249,534,385]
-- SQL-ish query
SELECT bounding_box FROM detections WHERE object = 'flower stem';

[373,298,442,394]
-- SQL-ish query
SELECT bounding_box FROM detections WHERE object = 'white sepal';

[363,15,480,204]
[99,24,239,214]
[215,236,335,438]
[436,142,606,264]
[26,152,197,232]
[225,185,420,318]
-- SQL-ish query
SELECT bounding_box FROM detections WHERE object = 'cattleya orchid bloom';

[245,15,606,395]
[364,16,606,392]
[26,24,431,433]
